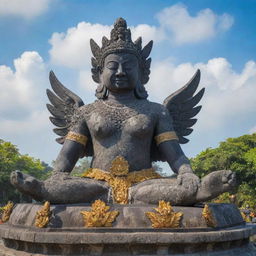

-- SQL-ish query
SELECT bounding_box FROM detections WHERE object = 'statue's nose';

[116,63,126,77]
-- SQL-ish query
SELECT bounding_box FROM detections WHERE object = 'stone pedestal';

[0,203,256,255]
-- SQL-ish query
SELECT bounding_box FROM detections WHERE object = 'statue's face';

[101,53,139,93]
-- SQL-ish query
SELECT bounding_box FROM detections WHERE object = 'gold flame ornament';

[1,201,14,223]
[146,200,183,228]
[109,156,129,176]
[35,201,52,228]
[202,204,216,227]
[81,200,119,227]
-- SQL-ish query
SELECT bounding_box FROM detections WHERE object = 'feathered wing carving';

[46,71,85,144]
[163,69,205,144]
[150,69,204,162]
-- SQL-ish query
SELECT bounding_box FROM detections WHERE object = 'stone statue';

[10,18,236,205]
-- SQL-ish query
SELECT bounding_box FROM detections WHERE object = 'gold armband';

[154,131,178,146]
[66,131,88,146]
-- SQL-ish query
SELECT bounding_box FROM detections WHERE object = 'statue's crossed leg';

[10,170,109,204]
[11,170,236,205]
[129,170,236,205]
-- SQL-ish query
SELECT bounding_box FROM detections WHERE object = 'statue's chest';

[86,107,153,139]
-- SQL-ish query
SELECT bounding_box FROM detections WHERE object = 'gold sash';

[82,160,161,204]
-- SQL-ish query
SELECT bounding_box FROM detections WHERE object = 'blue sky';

[1,0,256,70]
[0,0,256,173]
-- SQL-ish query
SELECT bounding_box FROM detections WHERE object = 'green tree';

[0,139,52,204]
[190,133,256,209]
[71,158,91,177]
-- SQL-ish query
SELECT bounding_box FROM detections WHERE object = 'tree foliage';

[0,139,52,204]
[190,133,256,208]
[71,158,91,177]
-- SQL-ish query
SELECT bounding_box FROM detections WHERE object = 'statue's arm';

[53,119,90,173]
[158,141,193,174]
[155,107,193,175]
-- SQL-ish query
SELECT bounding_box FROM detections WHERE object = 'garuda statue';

[11,18,236,205]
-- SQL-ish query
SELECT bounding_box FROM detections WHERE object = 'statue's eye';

[124,60,137,71]
[106,62,118,70]
[123,63,133,70]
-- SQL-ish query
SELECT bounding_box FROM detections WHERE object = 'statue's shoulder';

[142,100,167,115]
[71,101,98,126]
[76,101,99,116]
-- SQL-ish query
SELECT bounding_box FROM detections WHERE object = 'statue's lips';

[114,79,128,86]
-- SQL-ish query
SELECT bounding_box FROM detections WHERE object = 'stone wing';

[163,69,205,144]
[46,71,85,144]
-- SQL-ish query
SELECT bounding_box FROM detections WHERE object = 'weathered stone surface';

[0,241,256,256]
[7,203,243,229]
[1,223,256,244]
[208,203,244,227]
[0,203,256,255]
[0,225,256,255]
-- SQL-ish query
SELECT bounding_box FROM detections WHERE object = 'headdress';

[90,17,153,85]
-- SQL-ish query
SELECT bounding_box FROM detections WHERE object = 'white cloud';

[130,24,164,44]
[0,51,48,117]
[0,51,56,161]
[0,0,50,19]
[147,57,256,158]
[1,110,49,134]
[49,22,163,70]
[156,4,234,44]
[0,51,48,119]
[1,109,59,163]
[78,69,96,94]
[49,5,234,70]
[49,22,111,69]
[148,57,256,132]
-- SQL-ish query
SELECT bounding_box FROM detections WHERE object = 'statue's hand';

[177,172,200,194]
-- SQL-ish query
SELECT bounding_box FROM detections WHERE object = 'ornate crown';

[90,17,153,85]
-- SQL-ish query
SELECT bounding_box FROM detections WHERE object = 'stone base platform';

[0,203,256,255]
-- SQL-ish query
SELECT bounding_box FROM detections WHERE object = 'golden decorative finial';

[202,204,216,227]
[35,201,51,228]
[109,156,129,176]
[81,200,119,227]
[1,201,14,223]
[146,200,183,228]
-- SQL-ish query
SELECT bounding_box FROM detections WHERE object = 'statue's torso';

[78,99,163,171]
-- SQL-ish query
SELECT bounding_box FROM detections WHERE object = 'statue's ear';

[95,83,108,99]
[134,79,148,99]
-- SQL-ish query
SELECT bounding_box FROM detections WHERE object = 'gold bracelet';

[66,131,88,146]
[154,131,178,146]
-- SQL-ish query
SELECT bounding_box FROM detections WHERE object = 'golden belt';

[82,162,161,204]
